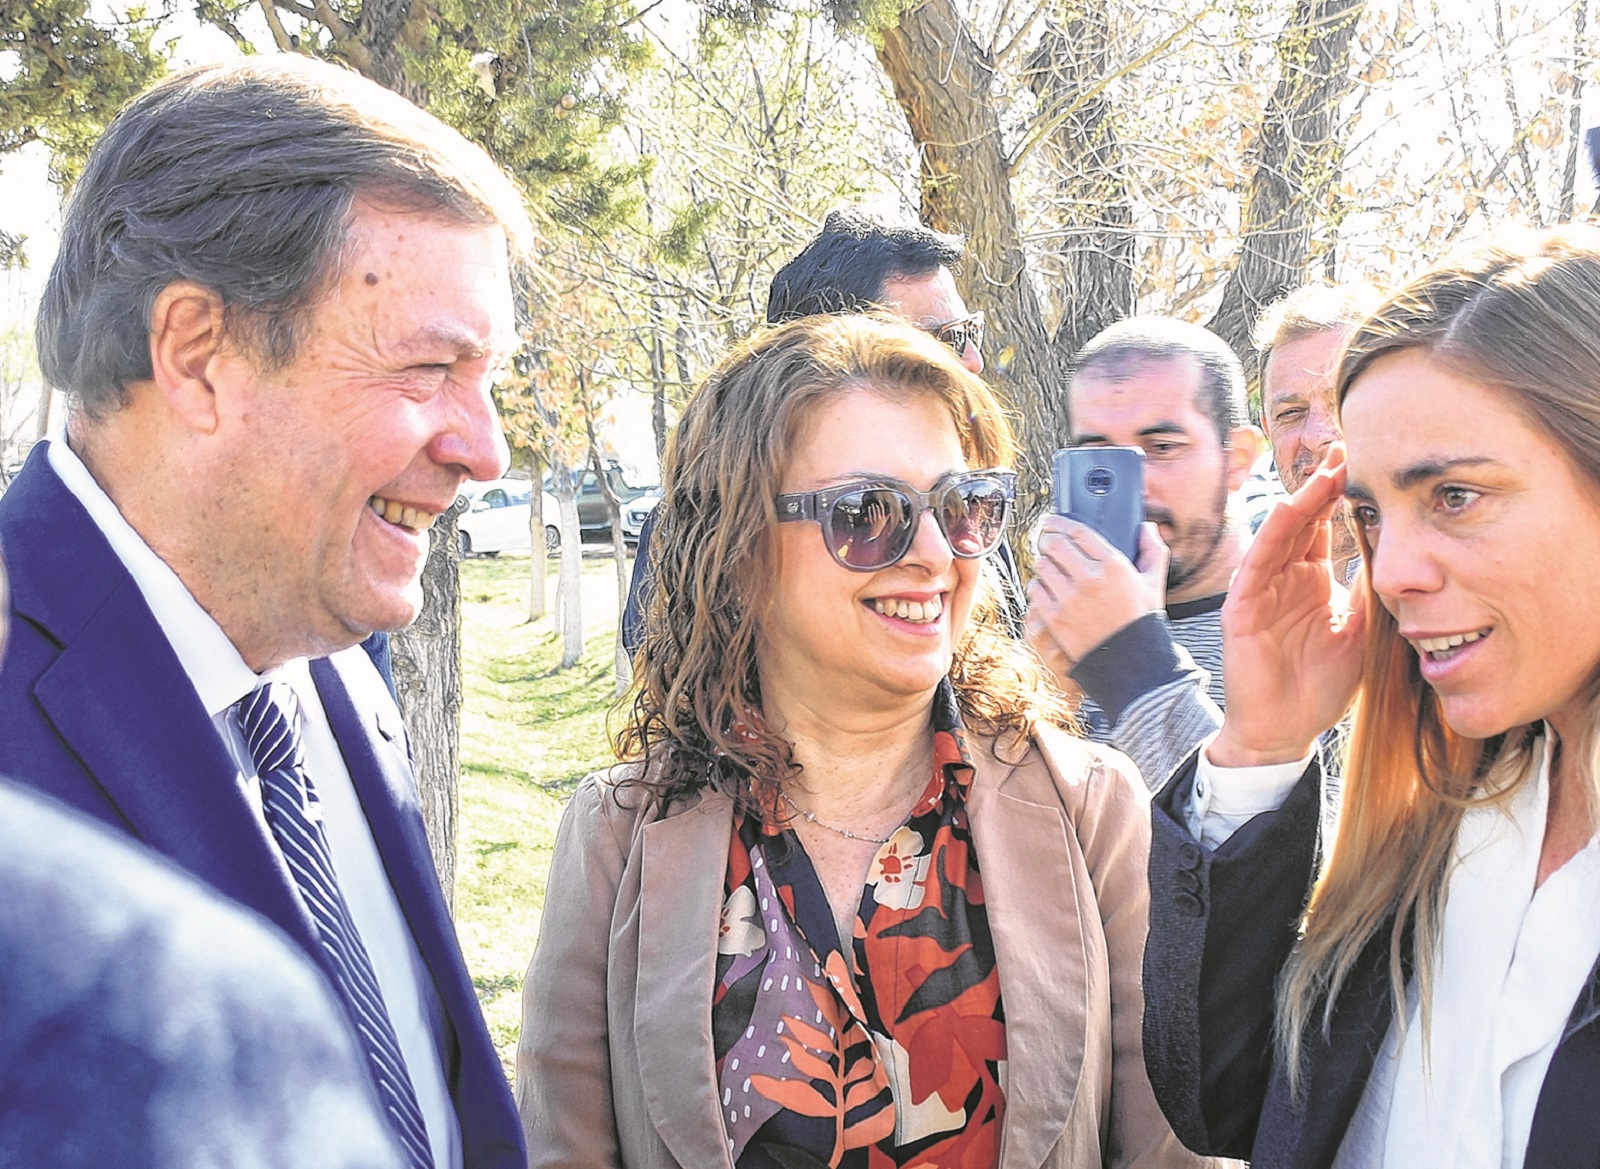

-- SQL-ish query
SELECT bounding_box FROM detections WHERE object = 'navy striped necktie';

[234,682,434,1169]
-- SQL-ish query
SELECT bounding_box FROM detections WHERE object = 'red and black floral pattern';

[712,684,1007,1168]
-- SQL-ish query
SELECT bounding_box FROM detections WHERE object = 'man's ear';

[147,281,227,434]
[1225,424,1265,491]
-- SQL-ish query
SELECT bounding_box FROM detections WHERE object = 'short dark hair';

[1069,316,1247,447]
[38,55,531,415]
[764,208,965,324]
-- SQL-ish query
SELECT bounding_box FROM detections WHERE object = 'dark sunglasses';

[926,310,985,357]
[775,469,1016,572]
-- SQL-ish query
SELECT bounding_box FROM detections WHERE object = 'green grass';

[452,551,629,1077]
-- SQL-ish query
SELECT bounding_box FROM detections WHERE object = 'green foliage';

[695,0,907,38]
[656,198,722,267]
[394,0,653,228]
[0,0,170,186]
[0,230,24,270]
[172,0,655,233]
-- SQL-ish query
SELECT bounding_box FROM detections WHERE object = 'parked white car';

[456,479,560,558]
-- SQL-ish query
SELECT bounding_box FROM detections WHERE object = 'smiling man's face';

[197,201,514,662]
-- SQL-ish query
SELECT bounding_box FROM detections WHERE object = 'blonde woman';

[518,314,1209,1168]
[1144,224,1600,1169]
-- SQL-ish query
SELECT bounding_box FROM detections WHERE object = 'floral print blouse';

[712,686,1006,1168]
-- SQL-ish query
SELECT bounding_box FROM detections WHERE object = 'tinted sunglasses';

[775,469,1016,571]
[927,310,985,357]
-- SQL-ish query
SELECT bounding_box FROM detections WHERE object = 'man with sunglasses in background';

[1026,317,1263,791]
[623,208,1023,654]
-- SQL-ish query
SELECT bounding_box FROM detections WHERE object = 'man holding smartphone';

[1026,316,1262,790]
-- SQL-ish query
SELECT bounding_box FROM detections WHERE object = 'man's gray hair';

[1250,280,1385,414]
[38,55,532,415]
[1069,316,1247,447]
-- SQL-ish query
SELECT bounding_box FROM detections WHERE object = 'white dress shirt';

[1192,729,1600,1168]
[48,439,463,1169]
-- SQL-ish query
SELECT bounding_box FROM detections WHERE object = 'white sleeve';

[1184,731,1314,850]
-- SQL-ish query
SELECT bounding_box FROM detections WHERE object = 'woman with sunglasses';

[1144,226,1600,1168]
[518,313,1204,1169]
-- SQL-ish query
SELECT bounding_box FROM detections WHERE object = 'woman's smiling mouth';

[869,594,945,624]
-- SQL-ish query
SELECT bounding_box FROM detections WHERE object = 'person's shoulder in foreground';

[0,776,404,1169]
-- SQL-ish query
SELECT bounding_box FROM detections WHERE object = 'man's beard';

[1149,475,1231,594]
[1285,449,1320,494]
[1330,502,1360,572]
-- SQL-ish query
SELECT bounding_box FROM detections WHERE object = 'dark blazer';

[0,777,405,1169]
[0,446,524,1169]
[1142,749,1600,1169]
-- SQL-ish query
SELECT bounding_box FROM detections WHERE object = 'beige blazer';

[517,725,1218,1169]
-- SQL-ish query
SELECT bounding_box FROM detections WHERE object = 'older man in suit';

[0,57,526,1168]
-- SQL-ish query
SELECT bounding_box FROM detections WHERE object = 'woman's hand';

[1208,446,1367,767]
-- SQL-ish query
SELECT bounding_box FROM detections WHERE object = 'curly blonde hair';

[616,313,1072,813]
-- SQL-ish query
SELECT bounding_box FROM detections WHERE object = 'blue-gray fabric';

[0,777,404,1169]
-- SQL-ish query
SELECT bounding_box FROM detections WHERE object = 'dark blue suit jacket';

[0,446,524,1169]
[1143,748,1600,1168]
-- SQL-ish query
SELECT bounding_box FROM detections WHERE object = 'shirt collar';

[47,438,265,717]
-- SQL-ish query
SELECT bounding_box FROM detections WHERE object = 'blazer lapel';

[634,787,738,1169]
[966,741,1086,1169]
[30,574,320,954]
[311,655,468,1011]
[1524,962,1600,1169]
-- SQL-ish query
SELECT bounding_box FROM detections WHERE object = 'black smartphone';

[1051,446,1146,562]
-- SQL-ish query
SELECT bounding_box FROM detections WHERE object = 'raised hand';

[1025,517,1170,679]
[1208,445,1367,767]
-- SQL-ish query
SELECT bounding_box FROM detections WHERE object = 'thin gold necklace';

[778,789,896,845]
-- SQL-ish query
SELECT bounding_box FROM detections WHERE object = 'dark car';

[544,462,661,546]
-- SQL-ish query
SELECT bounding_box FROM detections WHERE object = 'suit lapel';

[311,655,471,1030]
[966,740,1086,1169]
[634,787,738,1169]
[1524,964,1600,1169]
[1257,930,1397,1169]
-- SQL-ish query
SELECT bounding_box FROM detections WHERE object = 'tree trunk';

[528,452,548,622]
[588,444,633,696]
[1207,0,1368,373]
[876,0,1063,517]
[548,454,584,669]
[1559,0,1589,222]
[390,502,464,906]
[1028,7,1137,368]
[35,384,54,441]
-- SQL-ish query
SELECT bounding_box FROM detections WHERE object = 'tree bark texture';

[549,456,585,669]
[877,0,1064,517]
[1207,0,1367,375]
[1027,8,1137,372]
[1559,0,1588,222]
[391,501,465,907]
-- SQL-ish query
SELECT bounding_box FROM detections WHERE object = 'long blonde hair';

[616,312,1072,813]
[1276,224,1600,1080]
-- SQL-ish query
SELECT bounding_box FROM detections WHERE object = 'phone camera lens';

[1085,467,1115,496]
